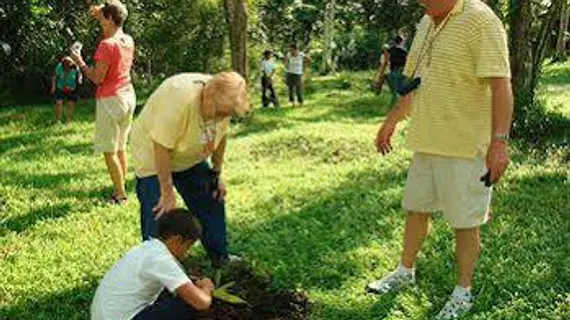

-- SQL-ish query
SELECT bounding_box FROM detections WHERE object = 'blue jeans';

[132,296,198,320]
[386,69,404,105]
[136,162,228,263]
[286,73,303,104]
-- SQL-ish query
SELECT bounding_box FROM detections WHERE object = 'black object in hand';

[207,169,220,195]
[397,77,421,95]
[480,170,492,187]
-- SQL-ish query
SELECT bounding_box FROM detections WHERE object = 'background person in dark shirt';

[375,35,408,106]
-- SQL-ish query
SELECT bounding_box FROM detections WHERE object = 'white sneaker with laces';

[435,287,474,320]
[366,267,415,294]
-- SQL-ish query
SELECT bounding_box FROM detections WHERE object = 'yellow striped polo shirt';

[403,0,510,158]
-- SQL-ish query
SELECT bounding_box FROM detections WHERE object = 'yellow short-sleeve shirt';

[130,73,230,178]
[403,0,511,159]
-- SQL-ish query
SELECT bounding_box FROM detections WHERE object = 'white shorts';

[94,86,136,153]
[402,152,492,229]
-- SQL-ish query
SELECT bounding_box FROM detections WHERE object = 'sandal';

[108,194,128,205]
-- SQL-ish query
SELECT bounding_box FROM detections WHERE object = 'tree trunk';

[509,0,533,104]
[556,1,569,53]
[509,0,564,136]
[530,0,564,89]
[320,0,336,74]
[223,0,248,79]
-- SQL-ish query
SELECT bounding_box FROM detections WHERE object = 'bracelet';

[492,132,509,142]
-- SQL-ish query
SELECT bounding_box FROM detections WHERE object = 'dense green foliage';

[0,0,228,103]
[0,0,424,104]
[1,66,569,319]
[257,0,422,70]
[2,0,570,140]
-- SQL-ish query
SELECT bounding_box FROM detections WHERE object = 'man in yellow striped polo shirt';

[367,0,513,319]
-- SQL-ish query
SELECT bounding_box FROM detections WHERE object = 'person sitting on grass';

[91,208,215,320]
[50,56,82,124]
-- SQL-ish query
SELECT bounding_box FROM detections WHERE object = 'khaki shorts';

[402,152,492,229]
[94,86,136,153]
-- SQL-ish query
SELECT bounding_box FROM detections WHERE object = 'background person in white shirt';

[91,208,214,320]
[261,50,279,108]
[284,43,311,107]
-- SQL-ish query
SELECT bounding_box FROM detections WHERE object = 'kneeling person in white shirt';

[91,208,214,320]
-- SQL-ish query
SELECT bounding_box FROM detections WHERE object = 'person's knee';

[407,211,431,222]
[455,226,480,240]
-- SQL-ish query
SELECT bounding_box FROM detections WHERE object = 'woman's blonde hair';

[208,72,250,117]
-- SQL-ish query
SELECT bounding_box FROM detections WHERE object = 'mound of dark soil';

[190,261,311,320]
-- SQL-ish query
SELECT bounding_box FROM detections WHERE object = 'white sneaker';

[213,254,244,268]
[227,254,243,263]
[435,289,474,319]
[366,268,415,294]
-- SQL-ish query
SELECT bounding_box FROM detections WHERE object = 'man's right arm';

[386,93,412,125]
[375,94,412,155]
[176,281,213,311]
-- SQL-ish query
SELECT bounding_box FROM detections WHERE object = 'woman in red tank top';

[70,0,136,205]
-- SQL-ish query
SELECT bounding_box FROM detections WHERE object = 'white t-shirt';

[286,52,305,75]
[91,239,191,320]
[261,60,275,76]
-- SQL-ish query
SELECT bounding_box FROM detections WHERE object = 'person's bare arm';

[486,77,514,182]
[77,60,109,86]
[211,135,227,201]
[211,135,227,173]
[385,93,413,125]
[51,73,57,94]
[176,281,213,311]
[489,77,513,140]
[375,94,413,155]
[153,141,177,218]
[376,51,389,80]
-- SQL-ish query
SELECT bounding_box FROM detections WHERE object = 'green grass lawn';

[1,67,569,320]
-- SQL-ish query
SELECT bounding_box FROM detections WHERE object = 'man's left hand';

[486,140,510,184]
[213,180,227,202]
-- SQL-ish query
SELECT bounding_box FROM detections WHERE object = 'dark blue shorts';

[55,89,79,102]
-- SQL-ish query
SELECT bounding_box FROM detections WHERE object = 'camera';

[396,77,421,96]
[71,41,83,52]
[480,170,493,187]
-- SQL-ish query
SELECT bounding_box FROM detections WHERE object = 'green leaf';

[213,288,248,305]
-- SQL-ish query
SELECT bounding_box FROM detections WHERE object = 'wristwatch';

[493,132,509,142]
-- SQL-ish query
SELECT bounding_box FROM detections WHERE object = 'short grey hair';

[209,72,250,116]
